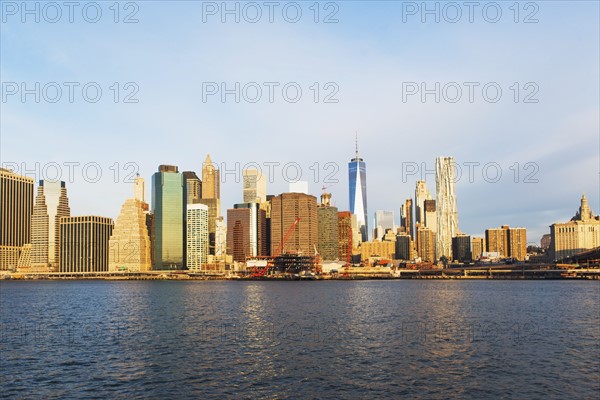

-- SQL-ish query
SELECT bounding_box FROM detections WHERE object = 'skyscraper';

[31,180,70,271]
[337,211,353,263]
[349,137,368,242]
[202,154,220,204]
[435,157,459,260]
[0,168,34,270]
[416,226,435,262]
[183,171,202,205]
[152,165,185,270]
[423,199,437,233]
[318,193,339,261]
[270,193,318,255]
[400,199,414,239]
[415,180,432,226]
[374,210,395,241]
[243,168,266,204]
[109,179,152,272]
[59,216,114,273]
[187,203,209,270]
[226,203,267,263]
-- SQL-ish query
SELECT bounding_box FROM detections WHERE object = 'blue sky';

[1,0,599,243]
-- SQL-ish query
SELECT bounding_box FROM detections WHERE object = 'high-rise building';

[400,199,414,240]
[486,225,527,261]
[416,226,435,262]
[270,193,318,255]
[395,233,412,260]
[108,198,152,272]
[424,199,437,233]
[202,154,220,203]
[0,168,34,270]
[59,216,114,273]
[31,180,70,271]
[152,165,185,269]
[452,234,472,262]
[134,174,146,203]
[243,169,266,204]
[472,237,485,260]
[374,210,395,241]
[183,171,202,205]
[318,194,339,261]
[550,195,600,261]
[435,157,459,260]
[349,138,368,242]
[338,211,353,263]
[226,203,267,263]
[187,203,209,270]
[415,180,432,226]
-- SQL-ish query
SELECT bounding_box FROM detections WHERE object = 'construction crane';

[251,218,301,277]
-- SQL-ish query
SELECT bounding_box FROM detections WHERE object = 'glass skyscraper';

[152,165,185,270]
[349,139,368,242]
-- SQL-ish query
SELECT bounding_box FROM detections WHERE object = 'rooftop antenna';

[355,131,359,158]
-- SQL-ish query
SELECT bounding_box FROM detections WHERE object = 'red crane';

[251,218,301,277]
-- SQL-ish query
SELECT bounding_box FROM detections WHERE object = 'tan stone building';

[360,240,396,260]
[550,194,600,261]
[109,199,152,272]
[0,168,34,270]
[471,237,485,260]
[416,226,435,262]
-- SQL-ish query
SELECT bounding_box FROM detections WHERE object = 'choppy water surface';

[1,280,598,399]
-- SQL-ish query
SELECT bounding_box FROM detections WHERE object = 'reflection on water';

[1,280,598,399]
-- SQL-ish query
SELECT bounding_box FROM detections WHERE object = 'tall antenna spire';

[355,131,359,158]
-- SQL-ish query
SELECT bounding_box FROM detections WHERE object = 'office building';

[183,171,202,205]
[400,199,414,240]
[108,198,152,272]
[338,211,353,263]
[452,234,472,262]
[59,216,114,273]
[349,138,368,242]
[270,193,318,255]
[227,203,267,263]
[0,169,34,270]
[415,180,432,226]
[243,168,266,204]
[550,194,600,260]
[416,226,435,262]
[395,233,412,260]
[424,199,437,233]
[31,180,71,271]
[374,210,395,241]
[152,165,185,269]
[318,194,339,261]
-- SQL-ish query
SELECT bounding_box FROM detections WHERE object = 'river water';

[1,280,598,399]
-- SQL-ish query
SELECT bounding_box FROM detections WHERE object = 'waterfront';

[1,280,599,399]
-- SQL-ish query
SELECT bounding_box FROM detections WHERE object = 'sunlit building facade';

[349,141,368,242]
[152,165,185,269]
[0,169,34,270]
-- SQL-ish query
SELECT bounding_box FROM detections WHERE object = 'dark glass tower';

[152,165,185,270]
[348,137,368,242]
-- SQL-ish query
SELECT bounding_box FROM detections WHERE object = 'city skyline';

[2,2,597,246]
